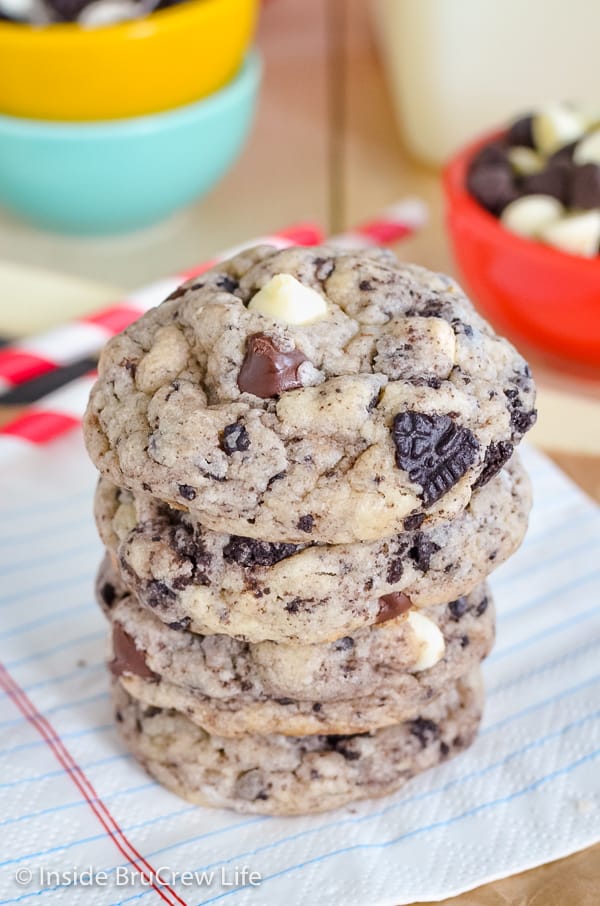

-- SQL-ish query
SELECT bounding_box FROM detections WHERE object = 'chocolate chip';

[448,597,469,621]
[571,163,600,209]
[472,441,514,490]
[312,702,322,712]
[45,0,92,20]
[223,536,300,568]
[109,624,158,681]
[392,411,479,506]
[376,592,412,623]
[408,533,440,572]
[220,422,251,455]
[522,166,570,205]
[100,582,117,609]
[178,484,196,501]
[548,141,577,168]
[334,636,355,651]
[297,514,314,533]
[403,512,425,531]
[237,333,308,398]
[408,717,439,748]
[507,115,534,148]
[467,146,518,215]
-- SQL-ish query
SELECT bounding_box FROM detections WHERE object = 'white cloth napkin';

[0,438,599,906]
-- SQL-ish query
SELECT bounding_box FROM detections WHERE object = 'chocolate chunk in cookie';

[110,624,158,681]
[238,333,308,398]
[392,411,479,506]
[376,592,412,623]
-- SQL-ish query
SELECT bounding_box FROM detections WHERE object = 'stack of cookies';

[84,245,536,815]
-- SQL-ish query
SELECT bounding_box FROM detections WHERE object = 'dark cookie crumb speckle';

[392,411,479,506]
[408,717,440,748]
[460,635,470,648]
[221,422,251,455]
[325,733,366,761]
[178,484,197,501]
[297,514,314,533]
[312,702,322,712]
[440,741,450,758]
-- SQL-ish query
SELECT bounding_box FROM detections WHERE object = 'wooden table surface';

[0,1,599,902]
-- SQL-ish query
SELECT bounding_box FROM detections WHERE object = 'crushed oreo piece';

[167,617,192,631]
[334,636,355,651]
[220,422,251,455]
[472,441,514,490]
[392,411,479,506]
[403,512,425,531]
[100,582,117,609]
[408,717,440,748]
[224,536,301,568]
[476,596,489,617]
[216,275,239,293]
[178,484,197,501]
[408,533,440,572]
[448,597,469,621]
[297,514,314,533]
[325,733,366,761]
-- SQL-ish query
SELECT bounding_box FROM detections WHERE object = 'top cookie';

[84,245,536,543]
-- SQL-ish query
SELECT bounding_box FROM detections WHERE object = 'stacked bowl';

[0,0,260,233]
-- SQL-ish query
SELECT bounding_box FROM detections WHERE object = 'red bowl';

[444,132,600,371]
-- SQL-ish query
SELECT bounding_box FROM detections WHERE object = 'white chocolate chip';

[540,210,600,258]
[501,195,564,239]
[406,611,446,672]
[135,326,189,394]
[574,128,600,166]
[532,105,585,155]
[507,146,544,176]
[248,274,328,326]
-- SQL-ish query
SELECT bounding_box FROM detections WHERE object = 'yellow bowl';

[0,0,258,121]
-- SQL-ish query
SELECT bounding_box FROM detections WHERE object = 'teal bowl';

[0,51,261,235]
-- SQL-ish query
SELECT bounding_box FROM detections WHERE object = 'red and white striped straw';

[328,198,428,249]
[0,199,428,454]
[0,223,323,395]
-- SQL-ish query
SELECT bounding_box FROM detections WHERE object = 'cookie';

[102,564,493,736]
[84,245,536,544]
[113,668,483,815]
[95,455,528,643]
